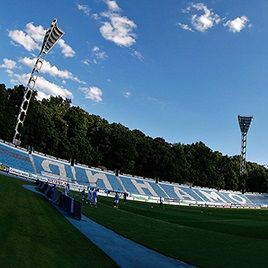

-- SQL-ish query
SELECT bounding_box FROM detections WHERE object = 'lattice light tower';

[238,115,253,176]
[13,19,64,145]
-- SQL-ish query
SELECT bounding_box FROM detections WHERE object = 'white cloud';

[25,22,46,43]
[8,29,38,51]
[82,86,103,102]
[106,0,120,12]
[6,69,14,75]
[100,15,136,47]
[19,57,84,83]
[131,49,144,61]
[77,1,137,47]
[100,1,136,47]
[0,58,16,69]
[10,72,73,100]
[36,91,50,100]
[179,3,250,34]
[190,3,221,32]
[224,16,249,33]
[36,76,73,99]
[92,46,108,62]
[77,4,91,16]
[8,22,75,58]
[25,23,75,57]
[8,23,45,51]
[83,59,91,65]
[77,3,101,20]
[123,91,131,98]
[58,39,75,57]
[91,13,101,21]
[178,23,194,32]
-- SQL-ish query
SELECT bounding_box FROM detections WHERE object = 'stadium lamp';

[40,19,64,54]
[238,115,253,176]
[13,19,64,146]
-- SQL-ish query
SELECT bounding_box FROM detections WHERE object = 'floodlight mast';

[12,19,64,146]
[238,115,253,176]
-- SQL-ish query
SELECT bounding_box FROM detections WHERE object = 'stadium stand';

[1,140,268,208]
[244,193,268,206]
[119,176,144,195]
[106,173,125,192]
[73,166,91,184]
[0,142,34,173]
[32,152,74,180]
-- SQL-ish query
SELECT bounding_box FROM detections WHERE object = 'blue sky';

[0,1,268,165]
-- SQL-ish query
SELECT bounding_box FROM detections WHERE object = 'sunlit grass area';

[71,191,268,268]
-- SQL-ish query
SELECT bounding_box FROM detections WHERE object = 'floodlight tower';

[238,115,253,176]
[13,19,64,145]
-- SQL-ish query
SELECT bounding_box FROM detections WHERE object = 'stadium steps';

[29,153,37,174]
[71,166,77,182]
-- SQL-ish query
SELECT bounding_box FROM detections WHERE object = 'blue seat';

[106,174,124,192]
[32,153,74,180]
[245,194,268,206]
[119,176,140,195]
[0,143,34,173]
[75,166,90,184]
[2,141,268,207]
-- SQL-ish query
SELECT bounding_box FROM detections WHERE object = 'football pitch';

[74,192,268,268]
[1,173,268,267]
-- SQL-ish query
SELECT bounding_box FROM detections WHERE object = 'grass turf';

[72,192,268,268]
[0,174,117,268]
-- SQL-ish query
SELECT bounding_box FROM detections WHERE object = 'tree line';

[0,83,267,193]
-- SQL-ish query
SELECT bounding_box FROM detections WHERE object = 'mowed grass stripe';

[72,193,268,268]
[99,196,268,239]
[0,175,117,268]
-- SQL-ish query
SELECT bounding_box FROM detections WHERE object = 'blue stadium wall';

[1,141,268,207]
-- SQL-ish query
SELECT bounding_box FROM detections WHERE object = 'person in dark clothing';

[114,192,120,208]
[123,192,128,202]
[159,197,164,208]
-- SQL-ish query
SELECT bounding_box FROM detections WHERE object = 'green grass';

[0,174,117,268]
[2,172,268,268]
[71,192,268,268]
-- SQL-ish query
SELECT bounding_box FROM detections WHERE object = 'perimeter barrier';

[36,180,82,220]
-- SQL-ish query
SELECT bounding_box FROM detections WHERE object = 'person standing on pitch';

[92,188,98,208]
[123,192,128,203]
[114,192,119,208]
[159,196,164,208]
[87,186,92,205]
[64,183,70,196]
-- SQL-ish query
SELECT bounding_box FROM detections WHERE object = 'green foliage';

[0,84,268,192]
[0,84,24,141]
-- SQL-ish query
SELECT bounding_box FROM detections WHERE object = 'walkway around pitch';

[24,185,194,268]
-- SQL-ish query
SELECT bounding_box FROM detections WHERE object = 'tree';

[1,83,267,193]
[247,164,268,193]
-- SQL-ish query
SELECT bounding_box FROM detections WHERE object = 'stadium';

[1,140,268,208]
[2,2,268,268]
[2,137,268,268]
